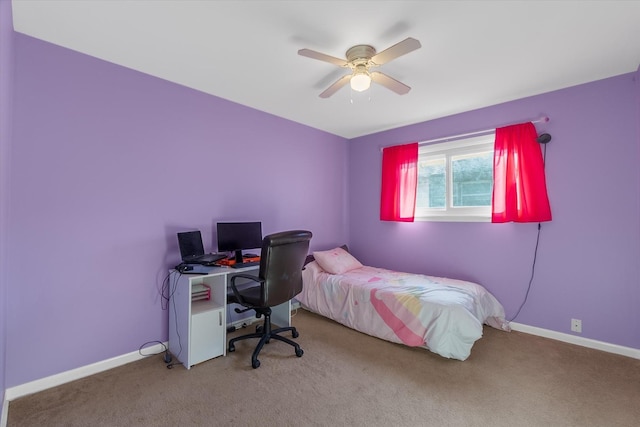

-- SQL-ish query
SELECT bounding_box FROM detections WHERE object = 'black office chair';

[227,230,312,368]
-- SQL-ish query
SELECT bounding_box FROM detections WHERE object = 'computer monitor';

[216,221,263,264]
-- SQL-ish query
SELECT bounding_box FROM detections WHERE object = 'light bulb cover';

[350,72,371,92]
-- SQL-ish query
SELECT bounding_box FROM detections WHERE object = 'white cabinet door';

[190,307,224,366]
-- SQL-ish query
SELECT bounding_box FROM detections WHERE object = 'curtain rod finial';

[537,133,552,144]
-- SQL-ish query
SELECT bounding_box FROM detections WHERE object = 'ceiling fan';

[298,37,421,98]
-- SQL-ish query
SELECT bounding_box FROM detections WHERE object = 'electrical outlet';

[571,318,582,333]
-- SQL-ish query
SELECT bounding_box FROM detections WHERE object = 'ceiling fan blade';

[370,72,411,95]
[319,74,351,98]
[298,48,349,67]
[371,37,421,65]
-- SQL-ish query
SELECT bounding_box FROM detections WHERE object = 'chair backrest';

[258,230,312,307]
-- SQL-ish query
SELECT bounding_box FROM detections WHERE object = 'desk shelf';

[191,298,223,315]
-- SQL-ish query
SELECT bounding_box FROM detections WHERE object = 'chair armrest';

[229,273,265,306]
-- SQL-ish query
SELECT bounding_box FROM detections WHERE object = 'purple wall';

[348,73,640,350]
[5,34,348,387]
[1,0,15,411]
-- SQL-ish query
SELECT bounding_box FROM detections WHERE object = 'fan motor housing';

[346,45,376,63]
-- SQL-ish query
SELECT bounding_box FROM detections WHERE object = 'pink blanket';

[297,262,510,361]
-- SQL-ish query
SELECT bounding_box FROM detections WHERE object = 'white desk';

[168,265,291,369]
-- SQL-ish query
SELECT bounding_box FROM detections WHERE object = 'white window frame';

[415,133,494,222]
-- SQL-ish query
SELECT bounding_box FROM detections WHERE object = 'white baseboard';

[1,398,8,427]
[509,322,640,360]
[4,342,168,402]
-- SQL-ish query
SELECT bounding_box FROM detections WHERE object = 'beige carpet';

[8,309,640,426]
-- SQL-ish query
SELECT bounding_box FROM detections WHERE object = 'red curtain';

[380,142,418,222]
[492,122,552,223]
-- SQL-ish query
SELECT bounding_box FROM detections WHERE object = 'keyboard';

[231,261,260,268]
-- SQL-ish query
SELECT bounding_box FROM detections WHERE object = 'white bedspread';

[297,262,510,361]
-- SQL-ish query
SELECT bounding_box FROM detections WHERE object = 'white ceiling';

[11,0,640,139]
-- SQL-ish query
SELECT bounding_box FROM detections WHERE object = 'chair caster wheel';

[292,330,299,338]
[228,344,235,352]
[256,325,263,333]
[295,348,304,357]
[252,359,260,369]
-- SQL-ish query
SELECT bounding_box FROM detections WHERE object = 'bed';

[296,247,510,361]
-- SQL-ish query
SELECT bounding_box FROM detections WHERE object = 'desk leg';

[271,300,291,328]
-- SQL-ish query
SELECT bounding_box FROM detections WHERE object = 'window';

[415,134,494,222]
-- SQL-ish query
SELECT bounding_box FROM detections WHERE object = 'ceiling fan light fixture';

[299,38,420,98]
[350,69,371,92]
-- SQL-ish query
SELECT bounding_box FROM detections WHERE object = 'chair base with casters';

[228,306,303,369]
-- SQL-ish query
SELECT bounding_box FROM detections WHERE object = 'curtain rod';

[380,116,550,152]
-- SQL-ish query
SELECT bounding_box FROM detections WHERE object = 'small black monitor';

[216,222,263,264]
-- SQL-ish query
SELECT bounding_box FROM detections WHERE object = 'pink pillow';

[313,247,363,274]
